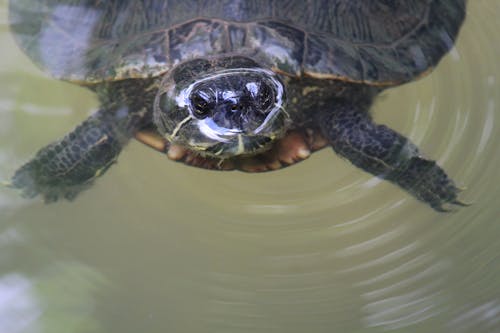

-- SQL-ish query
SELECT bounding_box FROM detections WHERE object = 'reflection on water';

[1,1,499,333]
[449,301,500,333]
[0,227,106,333]
[0,274,40,333]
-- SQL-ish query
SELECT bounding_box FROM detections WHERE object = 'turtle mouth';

[165,109,285,158]
[203,134,273,157]
[158,108,285,158]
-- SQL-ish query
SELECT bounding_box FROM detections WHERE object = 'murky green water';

[1,1,499,332]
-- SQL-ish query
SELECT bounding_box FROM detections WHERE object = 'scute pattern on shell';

[9,0,465,85]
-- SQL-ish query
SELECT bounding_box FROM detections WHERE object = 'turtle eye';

[191,91,213,118]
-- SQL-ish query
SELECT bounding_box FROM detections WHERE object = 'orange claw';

[134,128,330,173]
[134,130,168,153]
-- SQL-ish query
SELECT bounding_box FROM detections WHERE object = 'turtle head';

[154,57,287,158]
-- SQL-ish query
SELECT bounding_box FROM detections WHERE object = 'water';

[1,1,499,332]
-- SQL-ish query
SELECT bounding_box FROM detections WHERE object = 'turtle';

[8,0,468,211]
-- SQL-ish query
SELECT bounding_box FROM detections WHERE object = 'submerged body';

[9,0,467,210]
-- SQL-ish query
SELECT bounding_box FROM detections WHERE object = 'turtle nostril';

[229,104,245,114]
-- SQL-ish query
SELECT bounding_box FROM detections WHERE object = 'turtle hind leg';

[319,99,465,212]
[11,108,127,203]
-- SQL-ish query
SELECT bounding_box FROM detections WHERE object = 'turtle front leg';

[319,99,466,211]
[10,107,134,202]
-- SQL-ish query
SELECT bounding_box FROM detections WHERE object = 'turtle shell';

[9,0,466,85]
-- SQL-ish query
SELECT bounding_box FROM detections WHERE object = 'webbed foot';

[320,99,468,211]
[10,162,94,203]
[384,156,467,212]
[10,109,127,202]
[11,136,120,203]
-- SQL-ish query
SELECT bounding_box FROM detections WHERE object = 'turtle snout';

[211,101,265,134]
